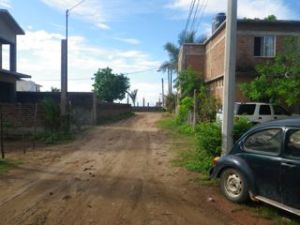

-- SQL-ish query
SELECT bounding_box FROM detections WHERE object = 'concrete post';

[0,44,2,69]
[9,43,16,72]
[222,0,237,155]
[92,92,97,125]
[161,78,165,107]
[61,39,67,115]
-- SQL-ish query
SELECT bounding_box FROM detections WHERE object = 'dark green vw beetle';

[210,118,300,216]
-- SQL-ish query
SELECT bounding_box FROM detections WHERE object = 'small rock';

[87,204,92,208]
[207,197,215,202]
[63,195,72,200]
[49,192,53,196]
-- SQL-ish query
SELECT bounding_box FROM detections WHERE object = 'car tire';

[220,168,249,203]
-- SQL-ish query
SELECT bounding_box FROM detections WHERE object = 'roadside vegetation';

[159,33,300,223]
[159,114,252,173]
[241,36,300,107]
[0,160,20,174]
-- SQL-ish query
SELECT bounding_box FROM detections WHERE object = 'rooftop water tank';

[212,13,226,33]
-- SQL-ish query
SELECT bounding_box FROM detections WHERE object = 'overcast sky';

[1,0,299,105]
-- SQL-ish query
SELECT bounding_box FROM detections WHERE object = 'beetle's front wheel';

[220,168,249,203]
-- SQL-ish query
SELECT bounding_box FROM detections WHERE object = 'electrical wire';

[34,67,158,82]
[182,0,196,40]
[190,0,201,33]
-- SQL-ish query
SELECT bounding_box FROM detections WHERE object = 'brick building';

[178,17,300,105]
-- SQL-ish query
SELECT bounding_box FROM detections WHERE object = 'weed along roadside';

[158,113,300,225]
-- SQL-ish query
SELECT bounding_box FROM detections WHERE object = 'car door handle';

[258,117,262,119]
[281,162,296,168]
[274,116,278,119]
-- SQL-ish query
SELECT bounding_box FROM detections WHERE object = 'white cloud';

[16,29,161,104]
[166,0,296,20]
[40,0,110,30]
[114,37,141,45]
[0,0,11,8]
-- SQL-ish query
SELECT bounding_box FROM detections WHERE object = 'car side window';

[244,129,282,154]
[286,130,300,158]
[259,105,271,115]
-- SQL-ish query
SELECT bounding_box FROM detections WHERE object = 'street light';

[61,0,86,115]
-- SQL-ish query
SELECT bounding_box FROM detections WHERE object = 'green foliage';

[241,36,300,106]
[0,160,19,174]
[195,122,222,157]
[176,96,193,124]
[93,67,130,102]
[198,85,220,122]
[165,93,176,113]
[35,131,73,144]
[177,147,212,172]
[41,98,61,132]
[264,14,277,21]
[233,117,253,142]
[50,87,60,92]
[175,67,203,98]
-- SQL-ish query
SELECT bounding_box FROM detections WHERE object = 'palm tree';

[127,89,138,106]
[159,31,207,95]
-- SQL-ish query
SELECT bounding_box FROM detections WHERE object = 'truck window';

[237,104,255,115]
[259,105,271,115]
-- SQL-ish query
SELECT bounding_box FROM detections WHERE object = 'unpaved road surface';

[0,113,271,225]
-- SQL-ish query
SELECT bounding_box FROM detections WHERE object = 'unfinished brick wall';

[0,103,43,128]
[96,103,132,123]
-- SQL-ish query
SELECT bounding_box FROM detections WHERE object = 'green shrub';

[233,117,253,141]
[165,93,176,113]
[41,98,61,132]
[35,131,73,144]
[198,85,220,122]
[178,149,213,172]
[195,122,222,157]
[176,96,193,124]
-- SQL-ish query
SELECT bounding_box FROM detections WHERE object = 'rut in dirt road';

[0,113,235,225]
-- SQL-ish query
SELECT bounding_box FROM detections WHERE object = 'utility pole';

[61,0,86,116]
[161,78,165,107]
[222,0,237,155]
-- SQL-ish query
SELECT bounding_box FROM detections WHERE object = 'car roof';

[255,117,300,129]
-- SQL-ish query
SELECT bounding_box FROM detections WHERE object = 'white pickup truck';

[216,102,292,124]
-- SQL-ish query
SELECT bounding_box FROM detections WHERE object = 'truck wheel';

[220,168,249,203]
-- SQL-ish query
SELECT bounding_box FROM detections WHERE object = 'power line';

[34,67,158,82]
[190,0,201,32]
[195,0,209,34]
[183,0,196,39]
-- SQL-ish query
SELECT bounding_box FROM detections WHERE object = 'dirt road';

[0,113,270,225]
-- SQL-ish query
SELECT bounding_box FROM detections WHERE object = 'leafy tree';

[127,89,138,106]
[93,67,129,102]
[264,15,277,21]
[175,67,204,98]
[51,87,60,92]
[241,36,300,106]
